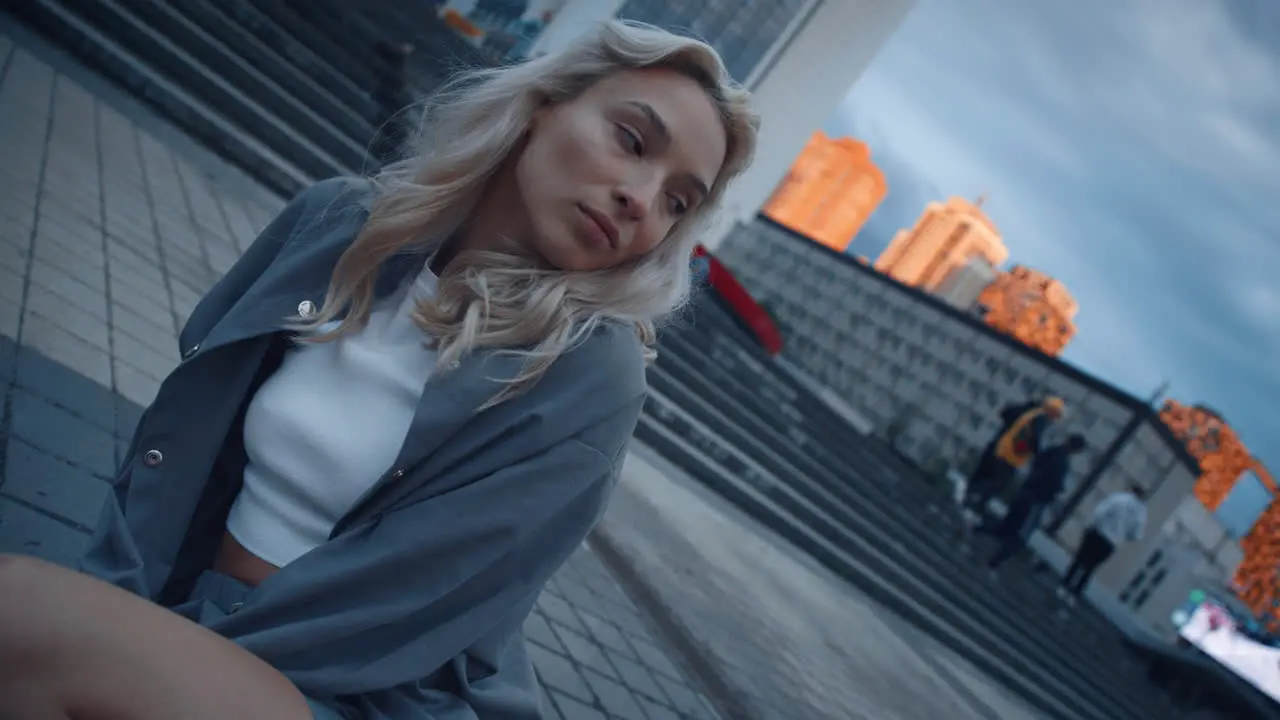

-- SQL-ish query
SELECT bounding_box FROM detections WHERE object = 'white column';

[527,0,627,58]
[703,0,918,251]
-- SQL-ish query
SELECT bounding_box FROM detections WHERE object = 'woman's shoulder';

[288,176,378,226]
[544,321,649,402]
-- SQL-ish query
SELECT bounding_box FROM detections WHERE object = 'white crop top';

[225,265,439,567]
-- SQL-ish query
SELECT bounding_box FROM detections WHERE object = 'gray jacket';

[79,177,648,718]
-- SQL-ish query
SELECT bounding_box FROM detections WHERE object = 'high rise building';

[530,0,920,250]
[874,196,1008,291]
[934,256,997,311]
[1160,401,1280,626]
[763,131,887,252]
[975,265,1078,357]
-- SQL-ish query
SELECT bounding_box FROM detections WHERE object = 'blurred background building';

[763,131,887,252]
[975,265,1078,357]
[875,196,1008,292]
[1160,401,1279,626]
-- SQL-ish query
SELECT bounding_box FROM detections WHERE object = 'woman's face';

[513,68,729,272]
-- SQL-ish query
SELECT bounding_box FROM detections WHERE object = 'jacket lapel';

[192,248,428,361]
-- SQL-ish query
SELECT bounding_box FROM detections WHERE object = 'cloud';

[829,0,1280,465]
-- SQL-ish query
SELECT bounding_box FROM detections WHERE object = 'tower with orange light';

[975,265,1078,356]
[874,196,1008,292]
[764,131,887,252]
[1160,400,1278,625]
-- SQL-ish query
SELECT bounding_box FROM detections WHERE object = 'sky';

[823,0,1280,472]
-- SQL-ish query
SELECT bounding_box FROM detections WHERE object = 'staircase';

[6,0,494,198]
[639,292,1276,720]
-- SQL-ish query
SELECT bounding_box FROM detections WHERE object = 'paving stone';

[553,624,619,681]
[578,610,640,661]
[3,437,109,529]
[0,496,91,567]
[28,258,107,320]
[538,591,589,635]
[530,642,596,706]
[524,609,567,655]
[603,649,669,706]
[580,669,648,720]
[627,635,685,682]
[17,313,112,386]
[548,691,607,720]
[111,326,178,380]
[0,234,29,279]
[15,344,116,433]
[652,671,710,718]
[10,387,116,479]
[24,284,109,350]
[0,298,18,338]
[636,696,682,720]
[111,302,177,358]
[112,358,162,408]
[0,264,23,305]
[540,687,564,720]
[108,272,174,330]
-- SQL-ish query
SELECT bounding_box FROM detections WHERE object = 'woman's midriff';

[212,531,280,587]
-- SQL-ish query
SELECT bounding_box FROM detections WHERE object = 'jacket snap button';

[391,469,405,479]
[228,601,243,614]
[181,343,200,360]
[297,300,317,318]
[142,449,164,467]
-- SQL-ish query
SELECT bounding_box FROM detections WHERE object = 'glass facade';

[616,0,810,82]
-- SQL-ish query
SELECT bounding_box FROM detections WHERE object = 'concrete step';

[243,0,383,92]
[642,360,1161,720]
[57,0,356,179]
[209,0,379,119]
[634,390,1134,720]
[166,0,377,148]
[6,0,312,198]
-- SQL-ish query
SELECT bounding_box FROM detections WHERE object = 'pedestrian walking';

[1058,485,1148,604]
[987,434,1087,572]
[963,396,1066,527]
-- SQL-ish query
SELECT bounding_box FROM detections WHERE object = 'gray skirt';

[169,569,346,720]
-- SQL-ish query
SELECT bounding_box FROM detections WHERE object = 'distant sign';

[439,0,568,63]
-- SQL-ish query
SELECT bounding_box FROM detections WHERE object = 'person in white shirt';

[1057,485,1148,603]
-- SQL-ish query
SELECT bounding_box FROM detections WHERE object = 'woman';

[0,20,757,719]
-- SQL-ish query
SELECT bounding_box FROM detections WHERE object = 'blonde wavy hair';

[300,20,758,404]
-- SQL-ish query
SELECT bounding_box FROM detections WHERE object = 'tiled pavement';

[0,29,720,720]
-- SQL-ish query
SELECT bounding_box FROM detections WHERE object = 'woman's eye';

[667,194,689,216]
[616,124,644,155]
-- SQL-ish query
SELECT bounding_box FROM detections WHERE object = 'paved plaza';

[0,31,720,720]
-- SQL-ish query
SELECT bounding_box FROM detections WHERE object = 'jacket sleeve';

[80,178,357,597]
[222,407,641,718]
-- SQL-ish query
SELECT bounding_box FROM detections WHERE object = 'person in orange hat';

[961,396,1066,528]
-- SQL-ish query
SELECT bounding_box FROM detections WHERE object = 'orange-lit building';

[874,196,1008,292]
[764,131,887,252]
[975,265,1078,357]
[1160,400,1279,625]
